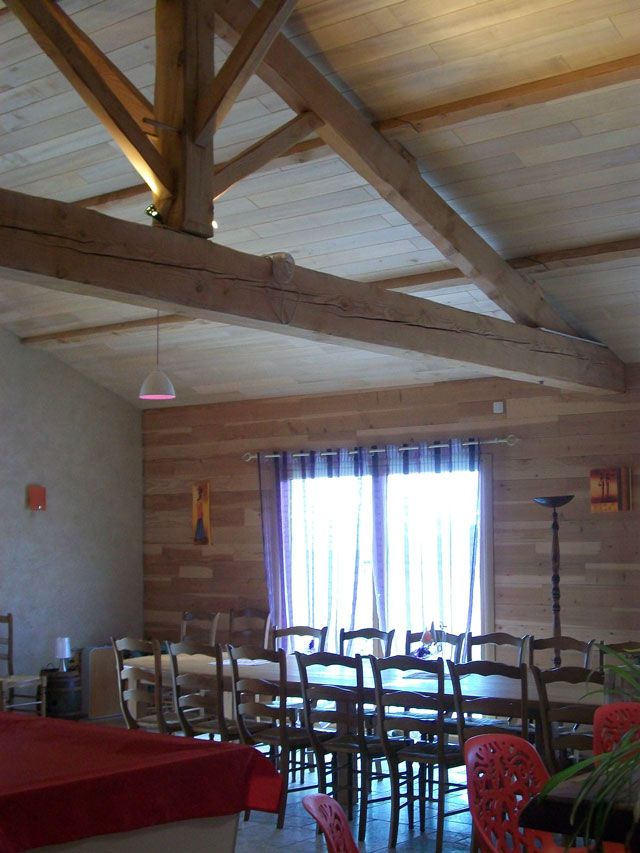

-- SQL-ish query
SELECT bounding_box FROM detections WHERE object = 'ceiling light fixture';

[139,311,176,401]
[145,203,163,223]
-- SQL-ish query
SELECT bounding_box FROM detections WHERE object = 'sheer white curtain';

[258,440,481,654]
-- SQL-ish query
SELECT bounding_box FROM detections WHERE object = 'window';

[259,440,483,654]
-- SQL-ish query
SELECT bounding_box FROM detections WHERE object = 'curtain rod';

[241,434,518,462]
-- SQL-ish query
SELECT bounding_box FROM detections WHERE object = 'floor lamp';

[533,494,574,667]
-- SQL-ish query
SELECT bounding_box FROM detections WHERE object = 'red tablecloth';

[0,712,283,852]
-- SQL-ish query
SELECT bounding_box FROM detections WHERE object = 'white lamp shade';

[55,637,71,659]
[139,367,176,400]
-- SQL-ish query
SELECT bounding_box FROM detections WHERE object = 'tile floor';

[234,766,473,852]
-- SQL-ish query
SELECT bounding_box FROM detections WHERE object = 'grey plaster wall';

[0,327,143,686]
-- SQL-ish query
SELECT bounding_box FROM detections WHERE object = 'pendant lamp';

[139,312,176,400]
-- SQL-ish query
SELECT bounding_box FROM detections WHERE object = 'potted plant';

[541,645,640,852]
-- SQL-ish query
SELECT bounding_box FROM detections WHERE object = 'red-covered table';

[0,712,283,852]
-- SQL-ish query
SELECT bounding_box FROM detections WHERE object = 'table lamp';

[55,636,71,672]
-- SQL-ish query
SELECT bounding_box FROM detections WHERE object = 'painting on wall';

[589,467,632,513]
[192,482,211,544]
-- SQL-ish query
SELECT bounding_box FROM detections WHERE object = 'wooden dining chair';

[465,631,529,665]
[339,627,394,658]
[295,650,390,843]
[405,627,465,662]
[228,607,270,647]
[179,610,220,646]
[111,636,180,734]
[229,644,316,829]
[529,635,596,668]
[531,664,605,773]
[272,625,328,654]
[0,612,46,715]
[371,654,467,852]
[167,640,238,741]
[447,659,530,745]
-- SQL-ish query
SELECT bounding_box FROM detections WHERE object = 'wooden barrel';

[41,669,82,719]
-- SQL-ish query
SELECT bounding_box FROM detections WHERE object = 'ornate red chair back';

[302,794,358,853]
[594,701,640,754]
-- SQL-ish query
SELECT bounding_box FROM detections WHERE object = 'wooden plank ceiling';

[0,0,638,406]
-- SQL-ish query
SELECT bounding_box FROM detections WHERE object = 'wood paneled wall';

[143,367,640,649]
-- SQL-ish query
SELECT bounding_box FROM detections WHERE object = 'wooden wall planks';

[142,368,640,649]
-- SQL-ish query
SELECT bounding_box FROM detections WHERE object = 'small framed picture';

[589,467,632,513]
[192,482,211,543]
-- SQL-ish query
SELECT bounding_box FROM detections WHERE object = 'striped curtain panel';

[258,439,480,654]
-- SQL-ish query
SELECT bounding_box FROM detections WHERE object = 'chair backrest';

[111,636,170,733]
[295,651,368,755]
[529,634,596,668]
[167,640,230,739]
[179,610,220,645]
[531,664,605,773]
[447,659,529,744]
[598,640,640,669]
[594,702,640,754]
[339,627,394,658]
[404,627,465,662]
[371,654,449,757]
[229,644,289,744]
[272,625,328,654]
[464,733,557,853]
[229,607,270,647]
[0,613,13,676]
[466,631,528,665]
[302,794,358,853]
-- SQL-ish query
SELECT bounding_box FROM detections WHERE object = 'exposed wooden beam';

[21,315,194,346]
[214,0,576,337]
[212,112,323,198]
[379,53,640,137]
[194,0,299,146]
[4,0,173,199]
[154,0,215,236]
[0,189,624,395]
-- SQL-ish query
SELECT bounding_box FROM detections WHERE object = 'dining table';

[127,652,603,722]
[0,710,282,852]
[519,771,639,849]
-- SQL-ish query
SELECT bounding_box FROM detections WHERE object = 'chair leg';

[276,748,289,829]
[358,759,370,842]
[435,762,446,853]
[387,759,401,849]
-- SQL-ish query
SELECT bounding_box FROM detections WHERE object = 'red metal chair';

[464,733,593,853]
[302,794,358,853]
[594,701,640,754]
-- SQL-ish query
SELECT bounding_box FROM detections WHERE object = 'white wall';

[0,327,143,684]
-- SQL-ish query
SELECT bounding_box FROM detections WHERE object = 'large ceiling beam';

[5,0,173,199]
[213,0,576,336]
[194,0,299,146]
[21,315,194,346]
[0,189,624,395]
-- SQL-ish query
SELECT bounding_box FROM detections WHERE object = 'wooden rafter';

[212,112,323,198]
[194,0,299,146]
[380,53,640,137]
[0,189,625,395]
[21,315,194,346]
[214,1,574,335]
[4,0,173,199]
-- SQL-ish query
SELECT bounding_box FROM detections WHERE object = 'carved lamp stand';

[533,494,575,668]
